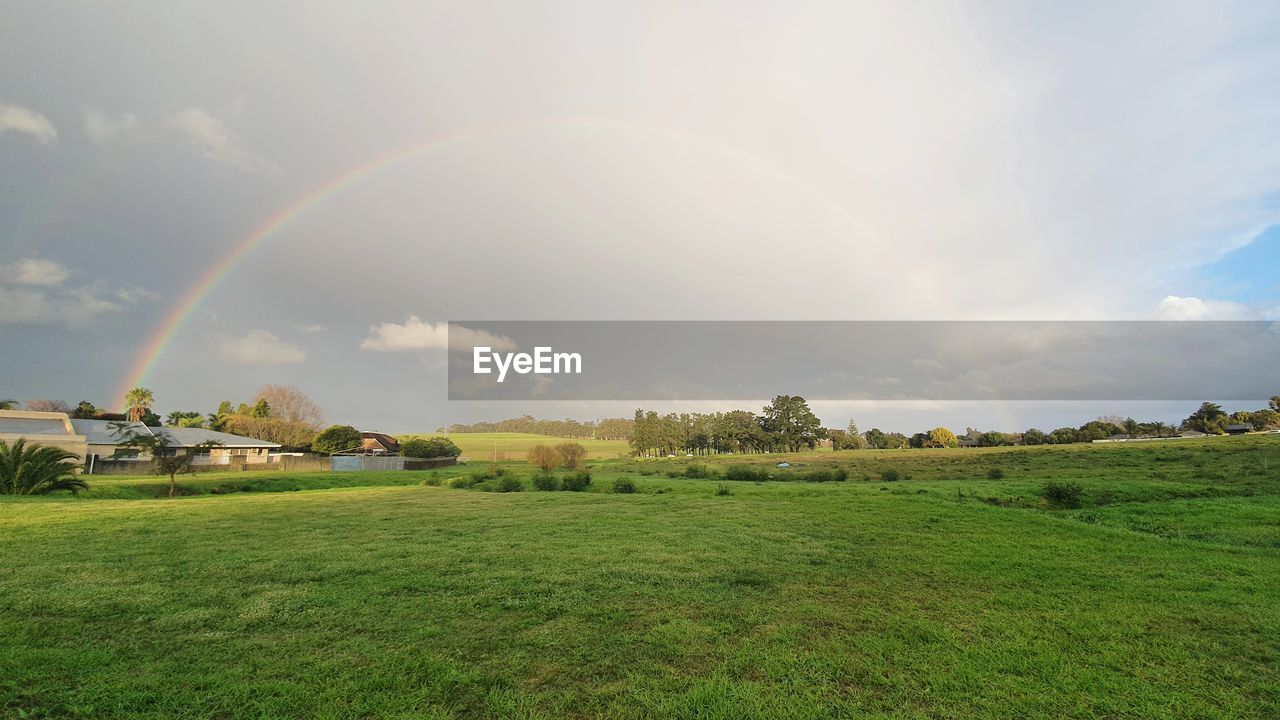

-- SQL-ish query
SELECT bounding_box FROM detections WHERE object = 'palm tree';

[0,439,88,495]
[1151,421,1171,438]
[124,387,154,422]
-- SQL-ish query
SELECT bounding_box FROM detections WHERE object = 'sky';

[1,1,1279,434]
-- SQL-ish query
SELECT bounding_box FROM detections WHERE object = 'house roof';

[69,419,281,448]
[361,432,399,450]
[1224,424,1252,432]
[0,416,72,436]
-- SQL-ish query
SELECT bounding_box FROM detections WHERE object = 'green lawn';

[398,432,631,461]
[2,437,1278,718]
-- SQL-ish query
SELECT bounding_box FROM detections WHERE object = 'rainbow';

[115,120,906,407]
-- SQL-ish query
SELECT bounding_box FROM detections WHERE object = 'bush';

[561,471,592,492]
[724,465,772,482]
[612,478,637,494]
[714,483,732,496]
[684,463,716,479]
[799,468,848,483]
[402,436,462,458]
[312,425,363,455]
[423,473,442,486]
[450,475,477,489]
[555,442,588,470]
[880,469,901,482]
[532,472,559,491]
[1042,481,1083,508]
[527,444,559,472]
[987,468,1005,480]
[494,475,523,493]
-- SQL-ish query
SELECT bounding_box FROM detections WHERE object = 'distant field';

[399,431,631,460]
[3,436,1278,718]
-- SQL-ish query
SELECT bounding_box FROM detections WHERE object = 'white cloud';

[0,258,69,286]
[0,103,57,144]
[360,316,516,352]
[83,110,139,142]
[295,323,328,334]
[1158,295,1257,320]
[168,106,278,174]
[0,260,152,327]
[218,329,306,365]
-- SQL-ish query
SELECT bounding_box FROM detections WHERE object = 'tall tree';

[253,385,325,428]
[760,395,825,452]
[124,387,154,422]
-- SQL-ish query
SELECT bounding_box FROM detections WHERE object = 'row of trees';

[441,415,634,440]
[626,396,1280,456]
[630,395,826,456]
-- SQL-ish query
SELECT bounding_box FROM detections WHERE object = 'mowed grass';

[399,432,631,460]
[2,438,1279,718]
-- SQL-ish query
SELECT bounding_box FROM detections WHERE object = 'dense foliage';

[0,439,87,495]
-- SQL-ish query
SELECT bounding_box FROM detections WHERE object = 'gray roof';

[0,417,71,436]
[69,419,280,448]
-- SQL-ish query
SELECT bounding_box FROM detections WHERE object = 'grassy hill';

[2,436,1278,718]
[399,431,631,460]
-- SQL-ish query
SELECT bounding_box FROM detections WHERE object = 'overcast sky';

[2,1,1278,433]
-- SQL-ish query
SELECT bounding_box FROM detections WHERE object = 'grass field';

[398,432,631,461]
[2,436,1279,718]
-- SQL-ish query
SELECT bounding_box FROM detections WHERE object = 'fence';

[86,454,459,475]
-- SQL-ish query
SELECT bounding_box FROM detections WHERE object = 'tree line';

[440,415,635,440]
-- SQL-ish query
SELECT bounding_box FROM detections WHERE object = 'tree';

[0,399,18,410]
[109,423,219,498]
[25,399,71,413]
[1271,396,1280,413]
[760,395,825,452]
[401,437,461,458]
[223,416,317,450]
[1122,418,1140,438]
[527,444,559,472]
[0,439,87,495]
[1149,421,1172,438]
[124,387,154,423]
[922,427,957,448]
[71,400,99,419]
[1183,402,1228,435]
[1022,428,1047,445]
[312,425,363,455]
[977,431,1007,447]
[863,428,888,449]
[166,410,203,427]
[250,399,271,419]
[253,385,325,428]
[555,441,587,469]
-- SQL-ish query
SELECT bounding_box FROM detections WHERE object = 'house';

[359,432,400,455]
[1224,424,1252,435]
[0,410,280,471]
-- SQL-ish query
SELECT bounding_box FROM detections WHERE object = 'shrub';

[450,475,477,489]
[555,442,588,470]
[0,439,87,495]
[724,465,772,482]
[423,473,442,486]
[312,425,363,455]
[494,475,523,493]
[527,444,559,472]
[714,483,732,496]
[665,470,681,478]
[1042,481,1084,508]
[402,436,461,458]
[684,463,716,479]
[880,469,901,482]
[612,478,637,494]
[532,472,559,491]
[799,468,848,483]
[561,471,592,492]
[987,468,1005,480]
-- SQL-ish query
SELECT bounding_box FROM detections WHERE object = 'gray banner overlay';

[447,321,1279,401]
